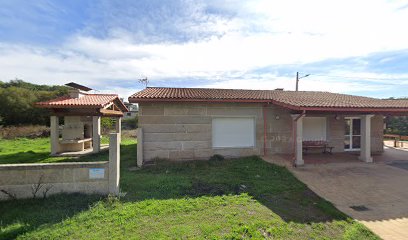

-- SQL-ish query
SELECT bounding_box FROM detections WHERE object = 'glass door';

[344,117,361,150]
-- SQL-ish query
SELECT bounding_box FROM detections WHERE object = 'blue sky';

[0,0,408,99]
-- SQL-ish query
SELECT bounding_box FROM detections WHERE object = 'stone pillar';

[50,116,59,155]
[109,133,120,196]
[291,114,305,166]
[92,116,101,153]
[136,128,143,167]
[359,114,374,163]
[115,117,122,143]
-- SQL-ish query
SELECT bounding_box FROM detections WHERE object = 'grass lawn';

[0,136,118,164]
[0,138,379,239]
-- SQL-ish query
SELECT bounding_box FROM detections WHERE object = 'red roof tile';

[37,94,128,111]
[129,87,408,111]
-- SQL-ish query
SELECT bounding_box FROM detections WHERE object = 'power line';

[310,73,408,81]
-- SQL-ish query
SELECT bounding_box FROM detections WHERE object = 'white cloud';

[1,0,408,97]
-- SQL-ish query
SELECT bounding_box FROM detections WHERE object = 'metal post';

[296,72,299,91]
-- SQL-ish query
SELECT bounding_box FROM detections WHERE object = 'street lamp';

[296,72,310,91]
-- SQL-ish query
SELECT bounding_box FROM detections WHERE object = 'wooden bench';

[302,141,334,154]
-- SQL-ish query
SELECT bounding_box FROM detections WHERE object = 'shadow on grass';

[0,142,348,239]
[0,148,108,164]
[0,194,103,240]
[0,151,51,164]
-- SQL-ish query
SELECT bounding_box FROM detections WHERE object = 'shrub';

[209,154,224,161]
[101,117,115,134]
[0,125,50,139]
[122,116,138,129]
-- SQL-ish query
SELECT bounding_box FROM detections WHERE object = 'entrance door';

[344,117,361,150]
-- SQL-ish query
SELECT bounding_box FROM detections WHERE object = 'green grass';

[0,136,118,164]
[0,138,379,239]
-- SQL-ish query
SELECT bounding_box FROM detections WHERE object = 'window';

[303,117,327,141]
[344,117,361,150]
[212,117,255,148]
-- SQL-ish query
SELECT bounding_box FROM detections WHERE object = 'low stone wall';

[0,133,120,201]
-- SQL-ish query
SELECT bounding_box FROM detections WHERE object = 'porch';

[264,146,406,167]
[291,113,379,166]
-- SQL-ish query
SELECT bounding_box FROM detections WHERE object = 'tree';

[0,80,68,126]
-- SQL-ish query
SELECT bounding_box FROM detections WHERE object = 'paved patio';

[263,147,408,240]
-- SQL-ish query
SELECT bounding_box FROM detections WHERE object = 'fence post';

[109,133,120,196]
[137,128,143,167]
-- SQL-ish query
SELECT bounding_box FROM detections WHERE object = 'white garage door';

[303,117,327,141]
[212,117,255,148]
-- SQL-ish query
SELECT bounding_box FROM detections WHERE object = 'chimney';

[68,88,86,98]
[65,82,92,98]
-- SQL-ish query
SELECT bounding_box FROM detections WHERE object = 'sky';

[0,0,408,99]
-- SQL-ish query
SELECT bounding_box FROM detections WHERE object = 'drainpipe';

[292,110,306,166]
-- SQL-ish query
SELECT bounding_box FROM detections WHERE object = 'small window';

[212,117,255,148]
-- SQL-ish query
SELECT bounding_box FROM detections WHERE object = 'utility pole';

[295,72,310,91]
[296,72,299,91]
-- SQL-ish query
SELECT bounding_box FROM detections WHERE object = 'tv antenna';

[138,77,149,88]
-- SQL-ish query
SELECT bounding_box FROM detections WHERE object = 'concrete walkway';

[264,147,408,240]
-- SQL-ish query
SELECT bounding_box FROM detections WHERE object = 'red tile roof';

[129,87,408,112]
[37,94,128,111]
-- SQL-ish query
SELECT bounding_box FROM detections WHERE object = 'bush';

[0,125,50,139]
[122,117,138,129]
[101,117,115,134]
[209,154,224,161]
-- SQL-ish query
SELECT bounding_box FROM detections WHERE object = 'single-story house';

[128,87,408,166]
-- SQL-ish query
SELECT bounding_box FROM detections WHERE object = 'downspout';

[292,110,306,166]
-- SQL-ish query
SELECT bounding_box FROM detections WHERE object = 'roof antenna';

[138,77,149,88]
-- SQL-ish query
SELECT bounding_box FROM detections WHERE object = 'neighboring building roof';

[65,82,93,92]
[37,94,128,112]
[129,87,408,112]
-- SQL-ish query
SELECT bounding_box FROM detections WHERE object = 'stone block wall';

[326,114,384,153]
[0,162,109,200]
[139,102,265,161]
[0,133,121,201]
[264,105,294,154]
[371,115,384,153]
[139,102,385,161]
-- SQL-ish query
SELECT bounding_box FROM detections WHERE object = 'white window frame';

[212,117,256,148]
[344,117,361,151]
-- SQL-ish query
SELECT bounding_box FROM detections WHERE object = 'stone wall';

[0,133,120,201]
[264,104,294,155]
[0,162,109,200]
[371,115,384,153]
[326,114,384,153]
[139,102,385,162]
[139,102,265,161]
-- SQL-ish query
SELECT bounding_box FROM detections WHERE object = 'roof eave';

[35,104,104,109]
[299,106,408,113]
[128,97,271,104]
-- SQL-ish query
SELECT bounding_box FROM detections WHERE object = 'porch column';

[115,117,122,143]
[359,114,374,163]
[291,114,305,166]
[50,116,59,155]
[92,116,101,153]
